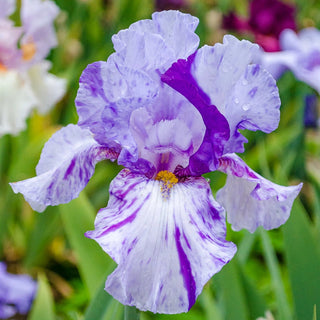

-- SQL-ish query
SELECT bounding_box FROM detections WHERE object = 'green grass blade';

[124,306,140,320]
[283,200,320,320]
[28,273,55,320]
[214,259,250,320]
[259,228,291,320]
[83,273,116,320]
[59,193,114,297]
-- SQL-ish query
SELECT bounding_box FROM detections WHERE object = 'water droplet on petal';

[233,97,239,104]
[242,104,250,111]
[242,79,248,86]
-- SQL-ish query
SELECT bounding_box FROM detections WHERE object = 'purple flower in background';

[223,0,296,52]
[0,0,66,136]
[260,28,320,93]
[155,0,185,11]
[10,11,302,314]
[0,262,37,319]
[304,94,319,128]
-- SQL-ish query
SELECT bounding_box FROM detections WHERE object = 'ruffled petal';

[129,86,205,173]
[162,54,230,175]
[0,70,37,136]
[86,169,236,314]
[191,35,260,113]
[223,63,280,152]
[75,60,158,150]
[21,0,59,62]
[216,153,302,233]
[10,124,118,212]
[27,61,66,114]
[112,10,199,73]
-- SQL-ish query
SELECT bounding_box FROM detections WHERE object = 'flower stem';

[124,305,140,320]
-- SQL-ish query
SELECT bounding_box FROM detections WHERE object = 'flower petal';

[0,0,15,18]
[223,63,280,153]
[191,35,260,114]
[129,87,205,173]
[162,53,230,175]
[10,124,118,212]
[216,153,302,233]
[75,60,158,150]
[112,10,199,73]
[0,70,37,136]
[86,169,236,313]
[0,262,37,317]
[21,0,59,62]
[27,61,66,114]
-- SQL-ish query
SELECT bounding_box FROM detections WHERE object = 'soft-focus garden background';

[1,0,320,319]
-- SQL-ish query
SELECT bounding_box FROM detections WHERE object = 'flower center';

[21,42,36,61]
[155,170,178,199]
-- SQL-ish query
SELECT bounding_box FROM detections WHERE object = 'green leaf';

[283,200,320,320]
[28,273,55,320]
[124,306,140,320]
[59,193,114,297]
[214,259,250,320]
[259,229,292,320]
[84,272,118,320]
[23,207,61,269]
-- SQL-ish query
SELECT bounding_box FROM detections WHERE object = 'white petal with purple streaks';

[10,124,118,212]
[112,10,199,73]
[223,63,280,152]
[217,153,302,233]
[76,60,158,149]
[191,35,260,114]
[86,169,236,314]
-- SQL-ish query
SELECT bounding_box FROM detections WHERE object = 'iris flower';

[0,0,65,136]
[0,262,37,319]
[223,0,296,52]
[260,28,320,93]
[10,11,302,314]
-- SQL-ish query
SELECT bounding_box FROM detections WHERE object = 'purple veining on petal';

[217,153,302,232]
[162,53,230,175]
[64,158,76,179]
[95,199,147,238]
[174,227,196,311]
[10,125,118,212]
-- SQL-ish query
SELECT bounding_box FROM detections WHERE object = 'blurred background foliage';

[1,0,320,319]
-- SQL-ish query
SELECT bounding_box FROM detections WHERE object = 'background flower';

[0,0,66,136]
[223,0,296,52]
[0,262,37,319]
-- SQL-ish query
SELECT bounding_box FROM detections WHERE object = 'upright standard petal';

[162,53,230,175]
[129,86,205,173]
[10,124,118,212]
[216,153,302,233]
[76,60,158,150]
[86,169,236,314]
[112,10,199,73]
[190,36,280,153]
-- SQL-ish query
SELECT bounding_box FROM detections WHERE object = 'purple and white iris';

[260,28,320,93]
[0,262,37,319]
[10,11,302,314]
[0,0,65,136]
